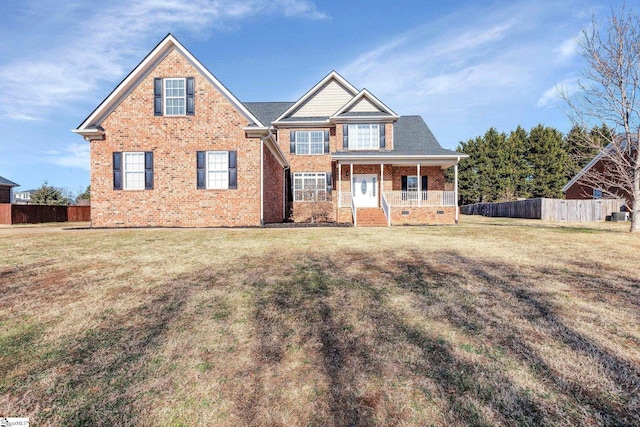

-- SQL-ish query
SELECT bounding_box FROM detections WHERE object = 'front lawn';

[1,217,638,425]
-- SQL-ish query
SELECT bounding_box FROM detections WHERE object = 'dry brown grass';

[0,216,639,426]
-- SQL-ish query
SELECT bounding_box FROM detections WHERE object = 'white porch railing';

[339,192,352,208]
[381,192,391,226]
[383,191,456,207]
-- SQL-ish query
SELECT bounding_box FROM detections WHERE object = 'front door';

[352,174,378,207]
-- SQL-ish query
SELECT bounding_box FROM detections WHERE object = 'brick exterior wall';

[262,144,284,224]
[391,206,456,225]
[565,158,632,206]
[277,127,336,222]
[91,48,270,227]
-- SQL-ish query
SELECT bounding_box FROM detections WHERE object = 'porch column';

[380,164,384,195]
[350,163,354,194]
[338,163,342,208]
[455,158,459,223]
[417,163,421,207]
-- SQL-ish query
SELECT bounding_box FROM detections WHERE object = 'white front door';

[352,174,378,207]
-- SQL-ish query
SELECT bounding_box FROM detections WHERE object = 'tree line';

[454,124,610,205]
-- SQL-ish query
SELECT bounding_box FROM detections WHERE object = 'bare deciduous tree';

[564,6,640,232]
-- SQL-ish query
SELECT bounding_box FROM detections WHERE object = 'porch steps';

[356,207,388,227]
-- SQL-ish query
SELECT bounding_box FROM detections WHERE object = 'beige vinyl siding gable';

[292,80,355,117]
[347,97,382,113]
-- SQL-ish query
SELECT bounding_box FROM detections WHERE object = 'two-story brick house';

[73,34,466,227]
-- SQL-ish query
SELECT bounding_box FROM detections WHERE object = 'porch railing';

[383,191,456,207]
[339,192,352,209]
[381,192,391,226]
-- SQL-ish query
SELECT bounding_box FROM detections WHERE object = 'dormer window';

[344,124,386,150]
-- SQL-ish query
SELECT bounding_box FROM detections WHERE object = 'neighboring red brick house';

[0,176,18,204]
[74,34,466,227]
[563,142,634,208]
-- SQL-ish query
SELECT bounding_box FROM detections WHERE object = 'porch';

[335,161,460,226]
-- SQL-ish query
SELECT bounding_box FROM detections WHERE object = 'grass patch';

[0,217,638,425]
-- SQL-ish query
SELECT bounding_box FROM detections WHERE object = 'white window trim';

[348,124,380,150]
[295,130,324,155]
[123,152,145,191]
[293,172,327,202]
[206,150,229,189]
[164,78,186,116]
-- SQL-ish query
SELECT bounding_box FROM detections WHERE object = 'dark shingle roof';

[332,116,458,157]
[392,116,458,155]
[243,102,293,126]
[0,176,18,187]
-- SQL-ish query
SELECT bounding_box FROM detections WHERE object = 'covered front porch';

[334,157,461,226]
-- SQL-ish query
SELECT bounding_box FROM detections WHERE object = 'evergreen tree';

[527,125,568,198]
[504,126,531,199]
[31,182,70,206]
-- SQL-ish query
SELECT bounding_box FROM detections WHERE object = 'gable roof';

[243,102,293,127]
[0,176,19,187]
[273,71,359,123]
[331,89,398,119]
[74,34,264,137]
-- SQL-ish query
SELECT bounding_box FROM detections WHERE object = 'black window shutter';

[186,77,195,115]
[145,152,154,190]
[343,124,349,149]
[326,172,332,194]
[290,131,296,154]
[228,151,237,189]
[380,124,386,149]
[324,130,330,154]
[197,151,206,189]
[113,152,122,190]
[286,171,293,202]
[401,176,408,192]
[372,177,376,197]
[154,78,163,116]
[352,177,356,196]
[421,176,428,200]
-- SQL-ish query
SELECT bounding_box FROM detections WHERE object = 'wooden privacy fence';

[0,204,90,224]
[461,198,625,222]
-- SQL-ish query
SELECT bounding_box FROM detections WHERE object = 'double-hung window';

[164,78,185,116]
[124,152,145,190]
[293,172,327,202]
[296,131,324,155]
[113,151,153,191]
[196,150,237,190]
[154,77,194,116]
[348,124,380,150]
[207,151,229,189]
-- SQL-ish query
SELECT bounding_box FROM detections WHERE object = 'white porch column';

[338,163,342,208]
[417,163,421,207]
[350,163,353,193]
[455,158,459,223]
[380,164,384,194]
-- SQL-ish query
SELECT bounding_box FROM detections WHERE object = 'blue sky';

[0,0,625,194]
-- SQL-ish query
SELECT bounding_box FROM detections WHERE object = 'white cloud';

[554,33,582,62]
[43,142,90,170]
[0,0,327,122]
[537,78,580,108]
[339,1,589,145]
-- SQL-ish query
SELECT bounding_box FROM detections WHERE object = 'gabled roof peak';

[74,34,263,135]
[273,70,359,123]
